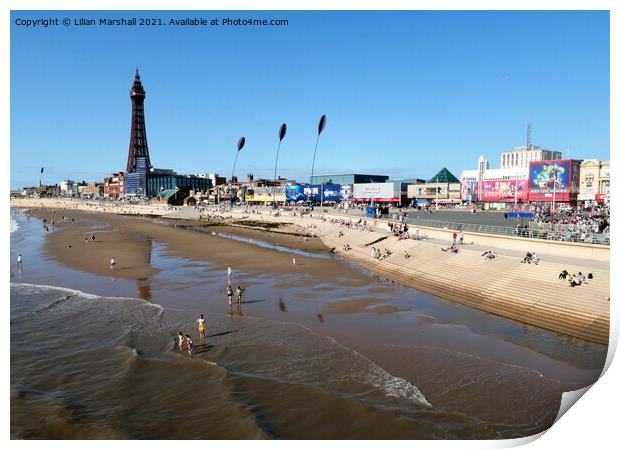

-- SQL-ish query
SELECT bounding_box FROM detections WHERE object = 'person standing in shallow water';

[178,332,185,351]
[236,286,244,305]
[226,285,233,315]
[186,335,193,356]
[197,314,206,339]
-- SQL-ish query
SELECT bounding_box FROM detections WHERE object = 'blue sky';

[10,10,609,188]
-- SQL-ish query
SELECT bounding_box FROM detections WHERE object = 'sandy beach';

[10,201,610,438]
[13,198,610,344]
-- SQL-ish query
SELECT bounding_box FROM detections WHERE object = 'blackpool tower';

[125,68,152,195]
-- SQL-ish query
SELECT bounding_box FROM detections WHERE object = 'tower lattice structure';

[126,68,152,173]
[124,69,152,196]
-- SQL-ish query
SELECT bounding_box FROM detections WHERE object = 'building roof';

[427,168,460,184]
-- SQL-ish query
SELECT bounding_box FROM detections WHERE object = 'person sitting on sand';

[484,250,496,259]
[441,244,459,254]
[197,314,206,338]
[178,332,185,350]
[571,272,585,287]
[404,251,411,259]
[559,269,569,280]
[521,252,533,264]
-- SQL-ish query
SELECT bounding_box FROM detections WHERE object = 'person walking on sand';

[178,332,185,351]
[292,257,296,266]
[459,230,464,245]
[110,257,116,270]
[197,314,206,339]
[236,286,244,304]
[452,231,458,245]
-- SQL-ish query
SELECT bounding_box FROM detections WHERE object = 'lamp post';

[310,115,327,207]
[552,170,557,216]
[231,137,245,204]
[548,165,565,217]
[514,181,518,211]
[231,137,245,183]
[272,123,287,207]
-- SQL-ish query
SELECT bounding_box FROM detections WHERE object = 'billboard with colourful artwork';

[304,184,342,202]
[480,179,528,202]
[528,160,580,202]
[460,180,478,202]
[284,184,343,202]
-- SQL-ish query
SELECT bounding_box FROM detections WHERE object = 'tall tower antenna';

[526,121,532,150]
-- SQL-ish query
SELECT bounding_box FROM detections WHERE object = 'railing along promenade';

[320,208,610,246]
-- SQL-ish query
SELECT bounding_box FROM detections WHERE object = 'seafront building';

[59,180,77,196]
[146,169,211,197]
[407,168,461,205]
[499,145,562,170]
[457,137,592,207]
[577,159,610,206]
[103,172,125,198]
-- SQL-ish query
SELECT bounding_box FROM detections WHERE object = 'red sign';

[479,179,528,202]
[595,193,609,203]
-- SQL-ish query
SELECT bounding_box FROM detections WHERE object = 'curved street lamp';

[310,115,327,205]
[231,136,246,183]
[272,123,287,206]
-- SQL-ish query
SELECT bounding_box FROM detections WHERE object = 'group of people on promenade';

[330,217,373,233]
[370,246,393,260]
[521,252,540,264]
[558,270,592,288]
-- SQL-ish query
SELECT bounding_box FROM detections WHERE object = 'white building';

[460,155,529,204]
[60,179,76,195]
[499,145,562,170]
